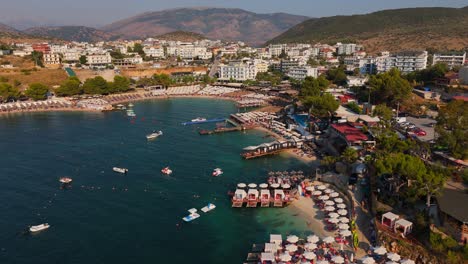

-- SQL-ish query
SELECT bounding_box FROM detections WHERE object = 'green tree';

[153,73,173,88]
[79,55,87,65]
[327,66,347,86]
[83,76,108,94]
[341,147,358,164]
[109,75,131,93]
[373,104,394,128]
[133,43,145,57]
[303,93,339,118]
[320,156,337,171]
[55,77,82,96]
[369,68,412,106]
[299,76,330,97]
[0,82,21,102]
[31,51,44,67]
[436,100,468,159]
[346,102,361,114]
[25,83,49,100]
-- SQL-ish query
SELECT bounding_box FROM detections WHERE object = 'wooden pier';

[241,148,295,159]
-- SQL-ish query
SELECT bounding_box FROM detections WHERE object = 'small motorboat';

[59,177,72,184]
[29,223,50,233]
[113,167,128,174]
[212,168,223,177]
[191,117,207,122]
[182,213,200,222]
[146,130,163,140]
[201,203,216,213]
[128,103,134,107]
[161,167,172,175]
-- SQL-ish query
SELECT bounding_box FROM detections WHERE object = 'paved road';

[406,117,436,142]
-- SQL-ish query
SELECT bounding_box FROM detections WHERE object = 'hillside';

[154,31,206,42]
[0,23,24,37]
[101,7,308,46]
[24,26,118,42]
[268,6,468,52]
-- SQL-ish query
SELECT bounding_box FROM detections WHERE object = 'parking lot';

[406,117,437,142]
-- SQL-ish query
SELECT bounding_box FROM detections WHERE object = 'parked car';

[414,128,427,136]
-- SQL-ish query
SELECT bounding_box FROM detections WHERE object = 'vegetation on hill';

[154,31,206,42]
[435,100,468,159]
[24,26,118,42]
[268,6,468,52]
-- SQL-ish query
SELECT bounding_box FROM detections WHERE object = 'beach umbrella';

[306,186,314,191]
[316,261,329,264]
[324,188,333,194]
[332,256,345,264]
[325,206,335,212]
[337,209,348,216]
[312,190,322,196]
[282,171,289,175]
[334,198,343,203]
[325,200,335,206]
[304,252,316,260]
[286,235,299,243]
[330,192,339,198]
[385,262,398,264]
[373,246,387,255]
[307,235,320,243]
[304,242,318,250]
[248,183,257,188]
[387,253,400,262]
[285,244,298,252]
[237,183,247,188]
[336,203,346,209]
[270,183,280,188]
[319,195,330,200]
[339,217,350,223]
[329,212,339,218]
[400,259,415,264]
[280,252,292,262]
[297,170,303,174]
[360,256,376,264]
[328,217,340,224]
[322,236,334,243]
[317,185,326,190]
[268,171,275,176]
[340,230,352,237]
[275,171,282,175]
[259,183,268,188]
[290,170,297,174]
[338,223,349,230]
[282,184,291,189]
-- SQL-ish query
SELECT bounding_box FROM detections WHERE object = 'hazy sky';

[1,0,467,28]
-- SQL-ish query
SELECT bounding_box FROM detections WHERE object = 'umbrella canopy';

[337,209,348,216]
[332,256,345,263]
[270,183,280,188]
[400,260,415,264]
[322,236,334,243]
[319,195,330,200]
[385,262,398,264]
[304,242,318,250]
[373,246,387,255]
[312,190,322,196]
[336,203,346,209]
[268,172,275,176]
[338,223,350,230]
[305,186,314,191]
[316,185,326,190]
[282,171,289,175]
[325,206,336,212]
[285,244,298,252]
[360,256,376,264]
[316,261,329,264]
[281,184,291,189]
[325,200,335,206]
[328,217,340,223]
[286,235,299,243]
[334,198,344,203]
[259,183,268,188]
[248,183,257,188]
[280,252,292,262]
[304,252,316,260]
[329,192,339,197]
[297,170,303,174]
[340,230,352,237]
[339,217,350,223]
[324,189,333,194]
[329,212,339,218]
[237,183,247,188]
[387,253,401,262]
[307,235,320,243]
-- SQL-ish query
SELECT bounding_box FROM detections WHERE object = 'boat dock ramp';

[181,118,226,126]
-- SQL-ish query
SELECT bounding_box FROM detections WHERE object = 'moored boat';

[59,177,72,184]
[113,167,128,174]
[191,117,207,122]
[201,203,216,213]
[146,130,163,140]
[29,223,50,233]
[182,213,200,222]
[161,167,172,175]
[212,168,223,177]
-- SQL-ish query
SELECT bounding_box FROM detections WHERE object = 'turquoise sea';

[0,98,313,264]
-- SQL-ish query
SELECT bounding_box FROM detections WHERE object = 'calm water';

[0,98,312,264]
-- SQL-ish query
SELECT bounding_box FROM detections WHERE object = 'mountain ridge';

[24,26,118,42]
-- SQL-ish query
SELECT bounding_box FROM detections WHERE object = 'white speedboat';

[146,130,163,140]
[212,168,223,177]
[59,177,72,184]
[161,167,172,175]
[126,110,136,117]
[191,117,207,122]
[201,203,216,213]
[182,213,200,222]
[30,223,50,233]
[128,103,134,107]
[113,167,128,174]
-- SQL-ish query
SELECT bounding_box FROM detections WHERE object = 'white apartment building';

[268,44,284,57]
[287,66,318,80]
[433,52,466,68]
[125,55,143,64]
[87,53,112,66]
[378,51,428,73]
[309,47,320,57]
[218,62,257,81]
[253,59,269,73]
[347,76,368,87]
[43,53,61,65]
[50,45,69,54]
[143,46,165,58]
[337,43,357,55]
[63,51,80,62]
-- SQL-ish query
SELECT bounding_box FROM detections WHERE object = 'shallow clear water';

[0,98,312,264]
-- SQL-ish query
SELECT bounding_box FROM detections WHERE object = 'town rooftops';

[330,123,369,143]
[438,188,468,223]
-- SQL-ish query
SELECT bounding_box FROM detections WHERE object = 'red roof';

[331,123,368,143]
[452,96,468,102]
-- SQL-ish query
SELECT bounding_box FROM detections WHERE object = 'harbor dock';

[181,118,226,126]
